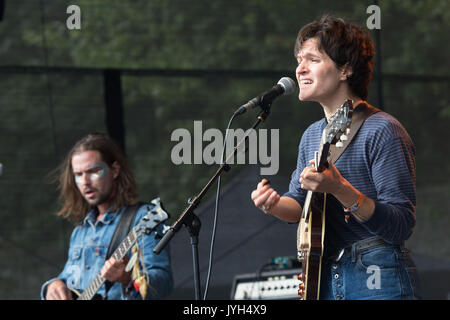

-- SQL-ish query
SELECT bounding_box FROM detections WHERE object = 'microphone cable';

[202,111,238,300]
[202,77,294,299]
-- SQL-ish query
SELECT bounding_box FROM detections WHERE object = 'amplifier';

[230,268,301,300]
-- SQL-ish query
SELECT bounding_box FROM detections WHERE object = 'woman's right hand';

[251,179,281,214]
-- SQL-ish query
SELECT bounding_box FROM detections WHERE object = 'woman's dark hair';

[294,14,375,100]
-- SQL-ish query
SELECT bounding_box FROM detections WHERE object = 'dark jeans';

[319,240,421,300]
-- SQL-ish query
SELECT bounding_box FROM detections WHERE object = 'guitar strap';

[329,101,380,164]
[103,202,144,298]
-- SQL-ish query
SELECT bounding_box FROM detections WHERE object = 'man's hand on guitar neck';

[100,256,132,286]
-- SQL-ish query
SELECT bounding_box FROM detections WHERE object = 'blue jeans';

[319,243,421,300]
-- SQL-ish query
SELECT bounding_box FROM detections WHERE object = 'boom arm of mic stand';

[153,105,272,255]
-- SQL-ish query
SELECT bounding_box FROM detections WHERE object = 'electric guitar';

[71,198,169,300]
[297,100,353,300]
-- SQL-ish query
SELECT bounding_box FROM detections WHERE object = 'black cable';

[174,219,278,291]
[202,112,238,300]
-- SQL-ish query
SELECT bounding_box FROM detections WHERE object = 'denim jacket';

[41,203,173,300]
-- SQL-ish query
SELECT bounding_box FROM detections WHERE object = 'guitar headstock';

[324,99,353,146]
[316,100,353,171]
[134,197,170,236]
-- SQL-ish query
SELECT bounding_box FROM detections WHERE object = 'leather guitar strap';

[103,202,143,299]
[329,102,380,164]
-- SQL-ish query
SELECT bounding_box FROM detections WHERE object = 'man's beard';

[83,186,114,207]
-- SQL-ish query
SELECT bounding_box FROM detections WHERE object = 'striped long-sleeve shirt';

[284,111,416,253]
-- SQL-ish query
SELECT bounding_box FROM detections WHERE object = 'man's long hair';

[56,133,138,224]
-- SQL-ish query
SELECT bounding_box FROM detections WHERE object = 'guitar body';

[296,99,353,300]
[298,191,326,300]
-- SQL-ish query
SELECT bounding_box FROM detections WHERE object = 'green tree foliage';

[0,0,449,298]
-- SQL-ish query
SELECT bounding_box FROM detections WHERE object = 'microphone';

[234,77,296,116]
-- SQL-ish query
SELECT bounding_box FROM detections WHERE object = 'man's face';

[295,38,347,104]
[71,150,119,207]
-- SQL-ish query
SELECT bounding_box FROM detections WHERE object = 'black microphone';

[234,77,296,116]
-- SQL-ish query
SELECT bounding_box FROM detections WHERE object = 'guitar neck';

[301,140,331,220]
[78,229,138,300]
[316,139,330,173]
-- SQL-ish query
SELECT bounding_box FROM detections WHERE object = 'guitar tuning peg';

[340,134,348,141]
[346,128,351,135]
[336,141,344,148]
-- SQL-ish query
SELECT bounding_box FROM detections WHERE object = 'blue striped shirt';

[284,111,416,252]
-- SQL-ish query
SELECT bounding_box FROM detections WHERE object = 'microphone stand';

[153,102,273,300]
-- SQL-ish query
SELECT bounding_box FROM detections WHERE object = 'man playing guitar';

[41,133,173,300]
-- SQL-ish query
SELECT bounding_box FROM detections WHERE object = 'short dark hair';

[294,14,375,100]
